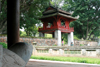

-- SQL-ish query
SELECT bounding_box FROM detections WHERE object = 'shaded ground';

[26,59,100,67]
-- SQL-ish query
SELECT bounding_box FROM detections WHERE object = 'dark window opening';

[48,23,52,27]
[61,20,65,26]
[47,21,53,28]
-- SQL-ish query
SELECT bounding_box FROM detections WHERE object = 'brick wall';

[0,37,57,46]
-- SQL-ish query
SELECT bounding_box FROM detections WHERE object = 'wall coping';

[35,46,100,51]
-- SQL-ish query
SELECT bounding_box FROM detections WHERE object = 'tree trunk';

[86,22,89,40]
[88,27,99,40]
[26,31,29,36]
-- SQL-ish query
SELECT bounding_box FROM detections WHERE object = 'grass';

[31,55,100,64]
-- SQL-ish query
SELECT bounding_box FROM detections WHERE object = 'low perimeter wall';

[0,36,98,46]
[0,37,57,46]
[32,46,100,57]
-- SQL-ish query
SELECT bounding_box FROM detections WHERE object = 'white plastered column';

[55,30,61,46]
[68,32,74,46]
[68,33,71,46]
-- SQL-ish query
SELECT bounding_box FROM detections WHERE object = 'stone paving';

[26,59,100,67]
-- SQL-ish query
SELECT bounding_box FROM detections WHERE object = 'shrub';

[74,36,79,40]
[53,44,57,46]
[0,42,7,48]
[80,44,84,46]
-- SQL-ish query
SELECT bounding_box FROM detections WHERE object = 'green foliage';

[31,56,100,64]
[0,0,50,35]
[24,25,38,36]
[20,36,54,39]
[20,31,27,36]
[74,35,79,40]
[62,0,100,40]
[0,0,7,34]
[53,44,57,46]
[0,34,7,36]
[80,44,84,46]
[0,42,7,48]
[20,0,50,36]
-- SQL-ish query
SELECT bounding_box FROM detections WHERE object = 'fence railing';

[33,46,100,57]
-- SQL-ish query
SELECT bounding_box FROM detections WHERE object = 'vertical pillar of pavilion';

[7,0,20,49]
[68,33,71,46]
[68,32,74,46]
[54,30,61,46]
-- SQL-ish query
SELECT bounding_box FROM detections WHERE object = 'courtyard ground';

[26,59,100,67]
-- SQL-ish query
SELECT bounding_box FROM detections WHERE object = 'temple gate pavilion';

[38,6,78,46]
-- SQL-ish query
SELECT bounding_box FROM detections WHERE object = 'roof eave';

[40,13,78,20]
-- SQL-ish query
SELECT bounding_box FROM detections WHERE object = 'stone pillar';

[0,45,3,67]
[39,32,44,37]
[49,49,53,54]
[68,32,74,46]
[54,30,61,46]
[33,44,37,55]
[81,49,86,56]
[96,49,100,57]
[59,49,64,55]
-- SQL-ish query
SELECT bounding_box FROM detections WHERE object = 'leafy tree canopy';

[20,0,50,28]
[0,0,50,36]
[62,0,100,40]
[20,0,49,36]
[0,0,7,34]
